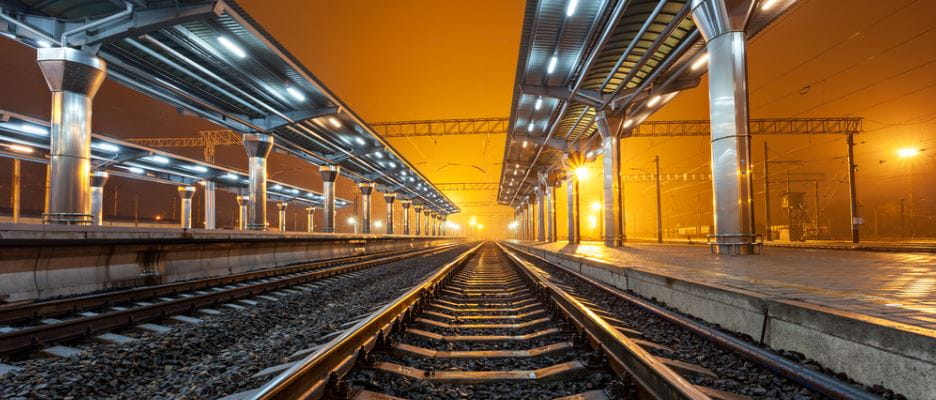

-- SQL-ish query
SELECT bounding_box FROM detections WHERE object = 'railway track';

[0,243,462,357]
[240,242,740,400]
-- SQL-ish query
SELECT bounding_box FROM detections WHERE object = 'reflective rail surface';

[247,242,715,400]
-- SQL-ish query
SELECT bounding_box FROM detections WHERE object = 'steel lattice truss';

[128,130,242,163]
[630,118,863,137]
[371,118,509,138]
[434,182,500,191]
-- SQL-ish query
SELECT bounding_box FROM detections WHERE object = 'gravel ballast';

[0,245,470,400]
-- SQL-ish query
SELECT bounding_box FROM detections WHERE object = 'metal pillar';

[596,111,625,246]
[43,164,50,216]
[277,202,288,232]
[243,133,274,230]
[401,200,412,235]
[384,193,396,234]
[204,181,216,229]
[37,47,106,224]
[236,195,249,230]
[535,177,546,242]
[846,133,860,243]
[567,178,580,244]
[319,165,340,233]
[89,171,108,226]
[654,156,663,243]
[11,159,20,223]
[423,209,431,236]
[441,214,447,236]
[178,186,195,229]
[358,182,374,234]
[306,207,316,232]
[413,204,423,235]
[762,142,771,241]
[691,0,757,254]
[546,183,556,242]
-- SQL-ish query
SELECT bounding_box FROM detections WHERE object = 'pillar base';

[707,234,763,255]
[44,213,93,225]
[246,224,269,231]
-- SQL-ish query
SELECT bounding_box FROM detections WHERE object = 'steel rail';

[0,243,463,356]
[248,242,485,400]
[502,242,878,400]
[499,243,710,400]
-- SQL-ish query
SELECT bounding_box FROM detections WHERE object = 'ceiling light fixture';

[217,36,247,58]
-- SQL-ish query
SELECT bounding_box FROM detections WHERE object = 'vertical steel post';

[846,133,859,243]
[423,209,431,236]
[596,112,624,246]
[319,165,340,233]
[384,193,396,234]
[12,159,20,223]
[243,133,274,230]
[546,182,555,242]
[277,202,288,232]
[762,141,771,240]
[44,164,51,216]
[358,182,374,234]
[37,47,106,224]
[535,180,546,241]
[655,156,663,244]
[691,0,757,254]
[236,195,249,230]
[178,186,195,229]
[204,181,216,229]
[89,171,108,226]
[306,206,316,232]
[401,200,411,235]
[571,178,581,244]
[413,204,423,235]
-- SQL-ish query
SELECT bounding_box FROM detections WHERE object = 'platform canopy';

[496,0,796,207]
[0,109,351,207]
[0,0,457,215]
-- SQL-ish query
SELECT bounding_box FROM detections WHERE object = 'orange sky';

[0,0,933,239]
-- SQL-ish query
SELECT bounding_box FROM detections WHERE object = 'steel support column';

[596,112,625,246]
[306,207,316,232]
[423,209,431,236]
[400,200,412,235]
[243,133,274,230]
[547,183,556,242]
[691,0,757,254]
[319,165,340,233]
[384,193,396,234]
[89,171,108,226]
[567,178,580,244]
[236,195,249,230]
[358,182,374,234]
[413,204,423,235]
[277,202,288,232]
[204,181,216,229]
[12,159,20,223]
[846,133,860,243]
[178,186,195,229]
[37,47,106,224]
[535,178,546,242]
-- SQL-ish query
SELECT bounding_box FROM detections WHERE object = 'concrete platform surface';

[530,241,936,329]
[507,240,936,399]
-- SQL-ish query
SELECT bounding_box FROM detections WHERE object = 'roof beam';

[521,85,621,109]
[254,107,338,132]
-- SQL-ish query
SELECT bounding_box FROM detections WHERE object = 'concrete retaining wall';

[506,242,936,400]
[0,224,456,302]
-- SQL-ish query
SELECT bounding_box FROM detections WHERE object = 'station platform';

[504,240,936,399]
[625,236,936,253]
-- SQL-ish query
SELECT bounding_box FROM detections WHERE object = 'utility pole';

[697,192,702,238]
[763,142,771,240]
[846,132,860,243]
[654,155,663,244]
[814,181,820,238]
